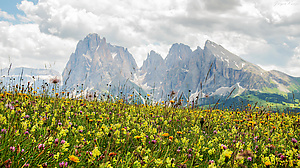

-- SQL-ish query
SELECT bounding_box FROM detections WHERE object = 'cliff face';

[62,33,137,92]
[62,33,300,100]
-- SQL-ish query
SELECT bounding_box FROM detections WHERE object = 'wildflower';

[151,140,157,144]
[69,155,80,163]
[209,160,215,164]
[24,131,29,135]
[265,160,271,166]
[59,161,68,167]
[92,147,101,157]
[292,138,298,143]
[10,146,15,152]
[50,77,60,84]
[134,136,142,139]
[247,157,252,161]
[38,144,45,150]
[220,144,228,150]
[177,131,183,135]
[109,152,117,157]
[1,129,7,134]
[169,136,173,141]
[61,140,66,144]
[24,163,29,167]
[162,133,169,137]
[54,138,59,144]
[280,155,286,161]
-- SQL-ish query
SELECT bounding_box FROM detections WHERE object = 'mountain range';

[61,33,300,105]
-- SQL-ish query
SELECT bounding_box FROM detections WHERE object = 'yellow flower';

[134,136,142,139]
[177,131,183,135]
[265,161,271,166]
[69,155,80,163]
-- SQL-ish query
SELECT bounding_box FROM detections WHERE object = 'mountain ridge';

[62,33,300,101]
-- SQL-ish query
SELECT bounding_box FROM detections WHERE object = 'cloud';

[203,0,241,12]
[0,9,16,21]
[0,21,76,73]
[0,0,299,77]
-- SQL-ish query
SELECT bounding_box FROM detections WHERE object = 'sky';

[0,0,300,77]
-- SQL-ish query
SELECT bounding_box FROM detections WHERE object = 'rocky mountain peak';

[141,50,165,72]
[62,33,138,91]
[62,34,300,101]
[165,43,192,69]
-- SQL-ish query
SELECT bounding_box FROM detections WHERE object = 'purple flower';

[38,144,45,150]
[24,163,29,167]
[280,155,286,161]
[61,140,66,144]
[188,148,193,153]
[21,149,25,153]
[79,130,83,133]
[24,115,30,119]
[58,122,62,126]
[176,149,181,153]
[10,146,15,152]
[209,160,215,164]
[54,138,59,144]
[213,130,217,134]
[24,131,29,135]
[247,157,252,161]
[59,161,66,167]
[1,129,7,134]
[151,140,157,144]
[292,138,298,143]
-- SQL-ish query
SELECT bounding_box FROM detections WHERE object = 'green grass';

[0,87,300,167]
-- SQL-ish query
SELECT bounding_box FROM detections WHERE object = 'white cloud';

[0,21,76,73]
[0,9,16,21]
[0,0,299,77]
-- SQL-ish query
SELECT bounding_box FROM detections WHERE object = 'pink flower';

[38,144,45,150]
[59,161,68,167]
[10,146,15,152]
